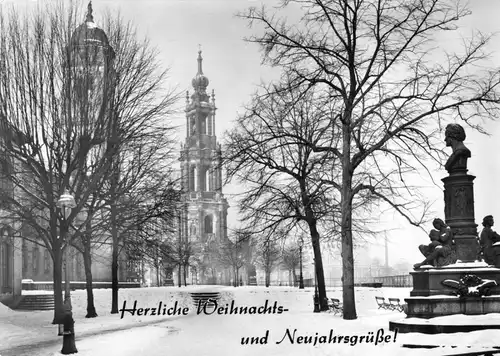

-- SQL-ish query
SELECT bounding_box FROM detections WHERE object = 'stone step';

[17,305,54,310]
[22,295,54,299]
[16,295,55,311]
[190,292,221,307]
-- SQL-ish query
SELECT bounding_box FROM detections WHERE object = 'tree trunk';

[265,269,270,287]
[83,238,97,317]
[156,264,160,287]
[183,264,187,286]
[110,201,119,314]
[233,269,237,287]
[299,177,328,310]
[309,222,328,311]
[178,264,182,287]
[52,244,64,324]
[141,260,145,285]
[341,121,357,320]
[83,217,97,318]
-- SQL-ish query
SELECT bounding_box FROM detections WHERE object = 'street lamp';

[57,189,76,303]
[298,236,304,289]
[313,259,320,313]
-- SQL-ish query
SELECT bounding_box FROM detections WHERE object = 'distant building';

[0,5,128,297]
[0,139,22,296]
[177,50,230,285]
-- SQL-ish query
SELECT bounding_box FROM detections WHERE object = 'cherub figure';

[414,218,455,269]
[480,215,500,265]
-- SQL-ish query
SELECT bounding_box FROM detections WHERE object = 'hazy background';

[4,0,500,268]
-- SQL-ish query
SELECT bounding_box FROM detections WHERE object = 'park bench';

[327,298,343,315]
[388,298,405,312]
[375,296,391,310]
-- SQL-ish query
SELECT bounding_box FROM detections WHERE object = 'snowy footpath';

[1,286,500,356]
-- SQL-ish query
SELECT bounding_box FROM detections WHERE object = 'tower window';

[44,249,51,273]
[200,116,206,135]
[189,166,195,191]
[32,246,39,275]
[205,169,210,191]
[190,223,197,237]
[204,215,213,234]
[190,117,196,135]
[207,114,213,136]
[22,242,28,273]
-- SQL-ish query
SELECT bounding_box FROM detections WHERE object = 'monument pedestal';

[410,264,500,297]
[394,264,500,333]
[405,295,500,319]
[442,173,479,262]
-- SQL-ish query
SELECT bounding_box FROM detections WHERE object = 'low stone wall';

[405,295,500,318]
[22,281,140,291]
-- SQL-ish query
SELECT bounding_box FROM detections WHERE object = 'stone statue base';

[410,264,500,297]
[404,294,500,319]
[401,264,500,323]
[390,306,500,334]
[442,173,479,262]
[393,264,500,333]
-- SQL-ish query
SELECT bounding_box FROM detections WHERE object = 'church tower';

[179,50,229,284]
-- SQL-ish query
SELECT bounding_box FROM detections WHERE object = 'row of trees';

[216,231,306,288]
[224,0,500,319]
[0,2,182,322]
[140,229,306,289]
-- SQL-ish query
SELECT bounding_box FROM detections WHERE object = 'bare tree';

[281,243,301,286]
[0,2,119,323]
[216,234,247,287]
[224,80,373,310]
[96,9,180,314]
[239,0,500,319]
[253,237,282,287]
[0,1,180,321]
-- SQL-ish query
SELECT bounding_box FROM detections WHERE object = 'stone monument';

[390,123,500,333]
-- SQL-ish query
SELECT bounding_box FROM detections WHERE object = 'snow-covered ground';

[1,286,500,356]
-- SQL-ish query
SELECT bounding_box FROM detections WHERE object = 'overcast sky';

[5,0,500,268]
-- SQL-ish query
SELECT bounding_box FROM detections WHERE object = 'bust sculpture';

[414,218,456,269]
[444,123,471,174]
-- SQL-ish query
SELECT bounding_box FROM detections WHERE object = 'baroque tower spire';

[178,49,229,285]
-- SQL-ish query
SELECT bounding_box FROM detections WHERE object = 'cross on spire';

[197,46,203,75]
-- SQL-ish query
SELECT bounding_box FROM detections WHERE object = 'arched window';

[1,240,10,291]
[207,114,213,136]
[205,169,211,191]
[22,242,28,273]
[189,166,195,191]
[190,117,196,135]
[204,215,213,234]
[200,116,206,135]
[190,223,197,237]
[32,246,39,275]
[193,167,198,191]
[44,249,51,273]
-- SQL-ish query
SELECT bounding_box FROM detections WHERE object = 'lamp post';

[57,189,77,354]
[298,236,304,289]
[57,189,76,303]
[313,259,320,313]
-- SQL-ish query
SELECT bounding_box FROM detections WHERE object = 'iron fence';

[371,274,413,287]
